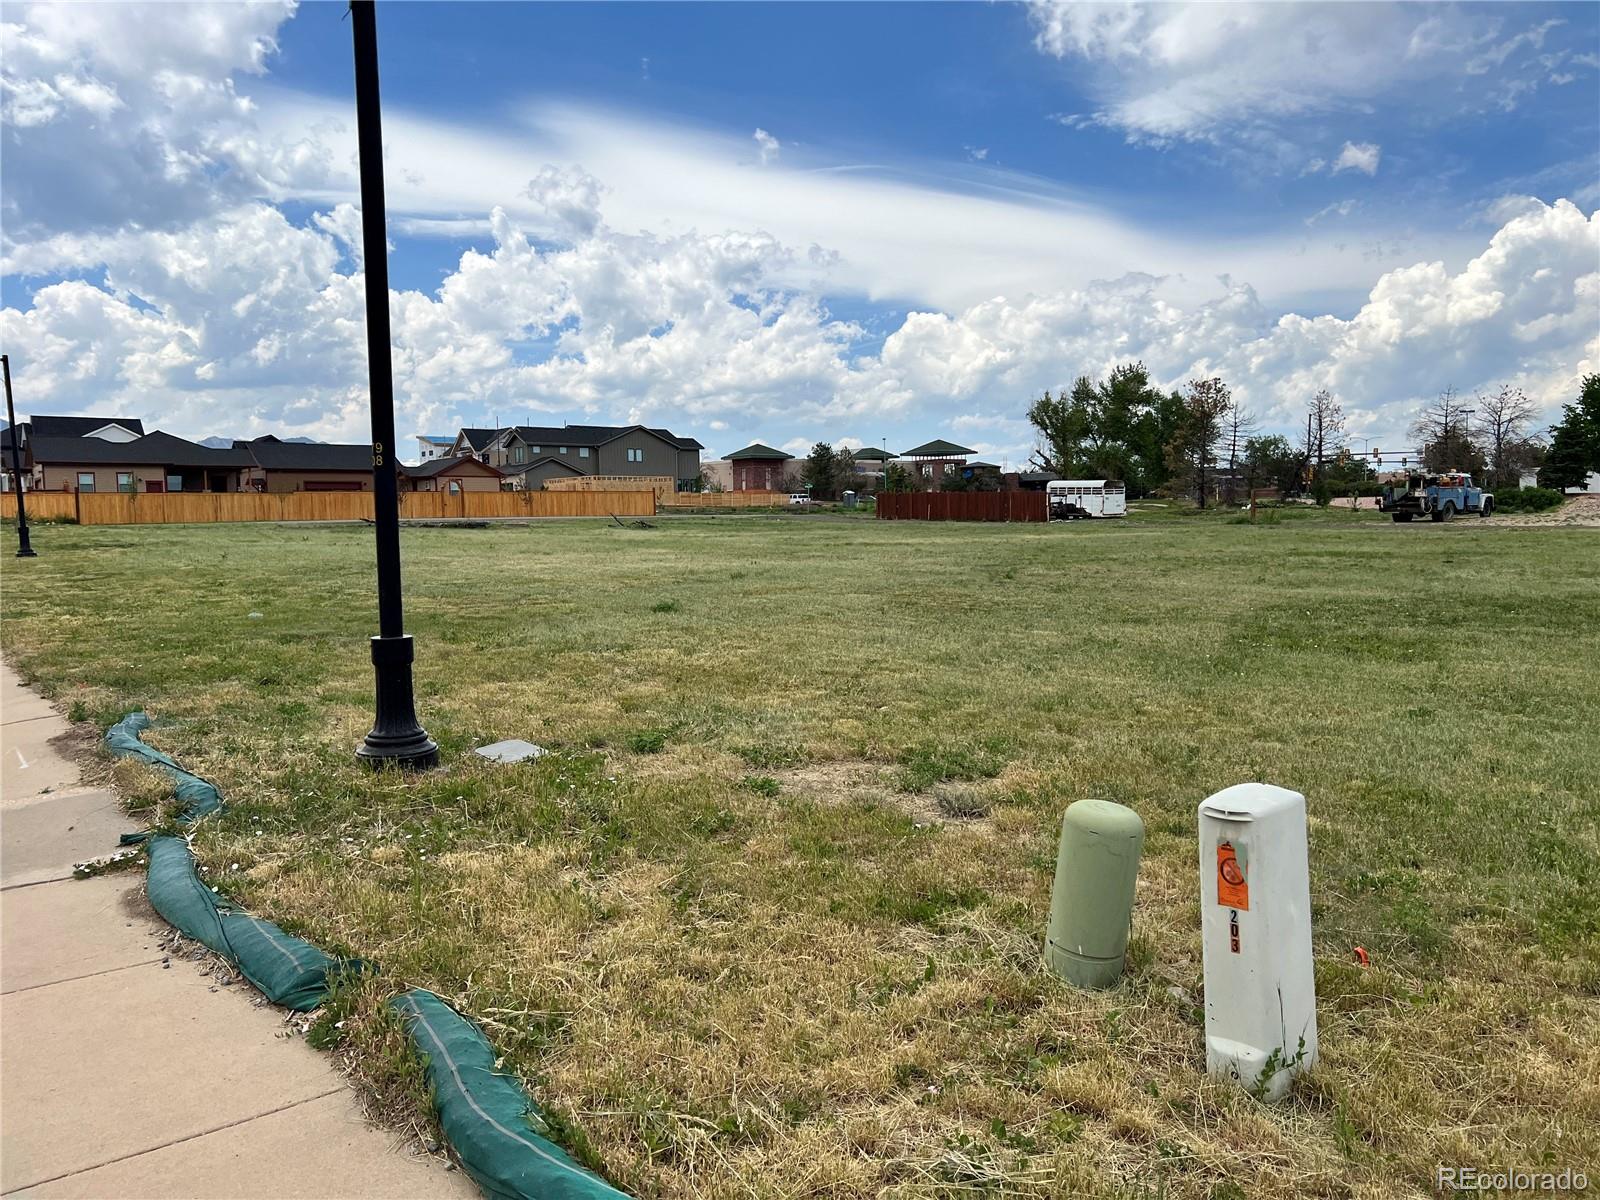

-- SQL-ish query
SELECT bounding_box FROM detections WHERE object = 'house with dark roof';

[901,438,975,490]
[724,442,795,491]
[3,414,149,489]
[29,432,252,494]
[237,436,375,492]
[480,424,704,489]
[400,455,505,492]
[448,428,502,462]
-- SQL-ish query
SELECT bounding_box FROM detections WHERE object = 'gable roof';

[29,431,252,468]
[455,427,503,452]
[402,455,504,478]
[238,435,371,472]
[497,455,585,478]
[725,442,794,461]
[30,415,146,439]
[902,438,974,457]
[648,427,703,451]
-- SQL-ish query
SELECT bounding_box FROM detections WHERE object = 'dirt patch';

[770,760,997,826]
[1489,494,1600,528]
[48,721,115,785]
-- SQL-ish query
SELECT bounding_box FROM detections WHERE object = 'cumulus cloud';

[2,184,1593,465]
[0,1,295,238]
[1332,141,1382,176]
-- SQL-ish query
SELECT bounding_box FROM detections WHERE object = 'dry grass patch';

[3,514,1596,1197]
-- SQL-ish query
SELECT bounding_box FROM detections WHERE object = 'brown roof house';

[725,443,794,491]
[400,456,505,492]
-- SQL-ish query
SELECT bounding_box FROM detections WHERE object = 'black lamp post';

[350,0,437,769]
[1,354,38,558]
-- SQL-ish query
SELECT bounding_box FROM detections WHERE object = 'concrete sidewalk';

[0,661,475,1199]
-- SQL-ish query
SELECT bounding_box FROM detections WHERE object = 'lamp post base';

[356,634,438,769]
[16,547,37,558]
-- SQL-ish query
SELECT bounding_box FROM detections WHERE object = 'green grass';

[3,512,1597,1198]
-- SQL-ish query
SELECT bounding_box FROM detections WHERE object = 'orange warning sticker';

[1217,842,1249,910]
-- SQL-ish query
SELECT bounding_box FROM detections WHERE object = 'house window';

[77,472,96,492]
[166,475,184,492]
[447,480,461,494]
[627,448,644,463]
[944,462,956,475]
[116,472,135,492]
[921,465,933,478]
[559,446,569,455]
[512,447,525,464]
[579,447,590,459]
[528,446,540,455]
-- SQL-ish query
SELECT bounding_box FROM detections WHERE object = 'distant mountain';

[198,435,323,448]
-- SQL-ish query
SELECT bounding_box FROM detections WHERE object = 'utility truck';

[1048,479,1127,520]
[1378,472,1492,522]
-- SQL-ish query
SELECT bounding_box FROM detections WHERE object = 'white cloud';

[1305,199,1358,227]
[753,128,779,166]
[0,1,295,238]
[1332,141,1382,176]
[965,146,989,162]
[3,185,1592,468]
[1029,1,1566,149]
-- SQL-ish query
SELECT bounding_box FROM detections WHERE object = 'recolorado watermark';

[1437,1165,1589,1194]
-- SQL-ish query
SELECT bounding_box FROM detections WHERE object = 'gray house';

[478,424,704,489]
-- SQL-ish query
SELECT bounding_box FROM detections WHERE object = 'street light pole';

[1,355,38,558]
[350,0,437,769]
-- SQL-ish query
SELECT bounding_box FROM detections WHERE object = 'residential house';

[401,456,505,492]
[237,436,374,492]
[28,431,251,493]
[449,428,501,462]
[415,435,455,463]
[725,443,794,491]
[901,439,974,489]
[481,425,704,489]
[3,414,149,489]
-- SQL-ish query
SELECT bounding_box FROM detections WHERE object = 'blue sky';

[2,1,1597,465]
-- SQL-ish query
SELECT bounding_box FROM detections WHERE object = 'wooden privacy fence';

[659,491,786,509]
[877,491,1047,522]
[3,488,654,526]
[544,475,675,502]
[0,492,79,522]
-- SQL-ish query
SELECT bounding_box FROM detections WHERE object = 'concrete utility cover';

[474,739,546,763]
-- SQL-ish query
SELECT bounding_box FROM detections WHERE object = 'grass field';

[3,509,1597,1198]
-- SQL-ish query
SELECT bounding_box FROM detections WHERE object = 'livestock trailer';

[1048,479,1127,519]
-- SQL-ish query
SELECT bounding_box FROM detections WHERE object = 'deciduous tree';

[1410,388,1485,474]
[1472,385,1542,487]
[1165,377,1232,508]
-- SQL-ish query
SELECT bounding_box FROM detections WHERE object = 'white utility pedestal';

[1198,783,1317,1101]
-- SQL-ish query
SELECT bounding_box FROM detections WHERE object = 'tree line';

[1027,362,1598,504]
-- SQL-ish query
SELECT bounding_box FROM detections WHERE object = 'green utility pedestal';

[1044,799,1145,988]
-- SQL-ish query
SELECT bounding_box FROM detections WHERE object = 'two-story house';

[474,424,704,490]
